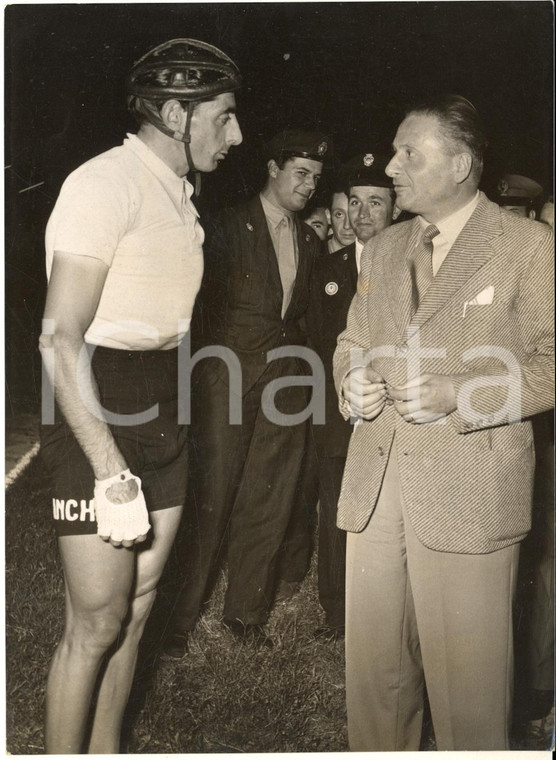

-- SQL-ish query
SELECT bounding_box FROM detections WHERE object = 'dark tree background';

[4,1,553,413]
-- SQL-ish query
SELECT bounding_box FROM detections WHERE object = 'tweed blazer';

[307,243,357,457]
[333,192,554,553]
[192,195,321,394]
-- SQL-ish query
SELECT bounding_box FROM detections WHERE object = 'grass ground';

[7,452,550,753]
[5,454,348,754]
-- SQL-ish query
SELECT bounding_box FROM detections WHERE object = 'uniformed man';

[496,172,543,218]
[326,184,357,253]
[301,200,330,243]
[496,176,555,750]
[164,129,327,655]
[307,153,400,640]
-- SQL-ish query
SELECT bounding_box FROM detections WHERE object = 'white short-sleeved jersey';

[45,134,204,350]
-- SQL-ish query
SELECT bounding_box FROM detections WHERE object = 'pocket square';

[462,285,494,317]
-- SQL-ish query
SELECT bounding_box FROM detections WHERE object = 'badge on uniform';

[363,153,375,167]
[325,281,339,295]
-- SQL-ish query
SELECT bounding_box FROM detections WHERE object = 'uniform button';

[378,446,384,456]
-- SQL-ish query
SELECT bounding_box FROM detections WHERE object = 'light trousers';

[346,441,520,751]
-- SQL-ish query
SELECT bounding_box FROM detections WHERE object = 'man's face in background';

[303,207,329,240]
[327,192,356,248]
[348,185,396,243]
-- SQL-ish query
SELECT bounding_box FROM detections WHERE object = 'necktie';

[409,224,439,313]
[276,215,297,318]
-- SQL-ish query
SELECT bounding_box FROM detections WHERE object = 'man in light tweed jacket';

[333,95,554,751]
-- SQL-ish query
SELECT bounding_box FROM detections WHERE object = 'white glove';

[94,469,151,543]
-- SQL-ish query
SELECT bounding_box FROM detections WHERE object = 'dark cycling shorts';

[40,345,188,537]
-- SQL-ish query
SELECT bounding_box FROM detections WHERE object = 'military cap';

[266,129,331,163]
[343,152,393,190]
[496,173,543,207]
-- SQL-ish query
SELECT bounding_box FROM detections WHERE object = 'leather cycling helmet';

[127,39,241,185]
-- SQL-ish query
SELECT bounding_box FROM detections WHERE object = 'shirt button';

[378,446,384,456]
[397,343,408,357]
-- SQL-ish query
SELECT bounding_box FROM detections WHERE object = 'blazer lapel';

[285,218,314,319]
[250,196,283,308]
[410,193,501,330]
[385,219,420,337]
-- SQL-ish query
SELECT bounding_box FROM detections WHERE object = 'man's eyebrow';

[216,106,237,116]
[294,161,321,174]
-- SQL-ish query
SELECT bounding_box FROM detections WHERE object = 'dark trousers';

[277,431,319,583]
[515,411,555,698]
[170,359,309,629]
[316,455,347,628]
[276,439,347,626]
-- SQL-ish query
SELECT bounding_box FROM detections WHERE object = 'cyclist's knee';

[66,594,129,653]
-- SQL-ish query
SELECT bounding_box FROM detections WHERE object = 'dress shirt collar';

[260,193,296,229]
[418,190,480,246]
[355,238,364,275]
[124,133,198,217]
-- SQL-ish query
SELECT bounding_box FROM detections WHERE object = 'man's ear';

[528,209,537,220]
[159,99,185,130]
[268,159,279,179]
[325,208,332,225]
[453,152,473,184]
[392,204,402,221]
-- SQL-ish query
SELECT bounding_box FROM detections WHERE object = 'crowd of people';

[39,38,554,753]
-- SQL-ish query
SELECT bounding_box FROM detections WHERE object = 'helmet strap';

[135,97,202,195]
[181,101,202,196]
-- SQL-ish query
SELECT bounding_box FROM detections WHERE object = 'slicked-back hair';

[407,94,488,183]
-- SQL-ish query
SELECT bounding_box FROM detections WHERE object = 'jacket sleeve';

[450,226,555,432]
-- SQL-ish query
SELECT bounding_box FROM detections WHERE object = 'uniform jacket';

[193,195,321,394]
[334,192,554,554]
[308,242,357,457]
